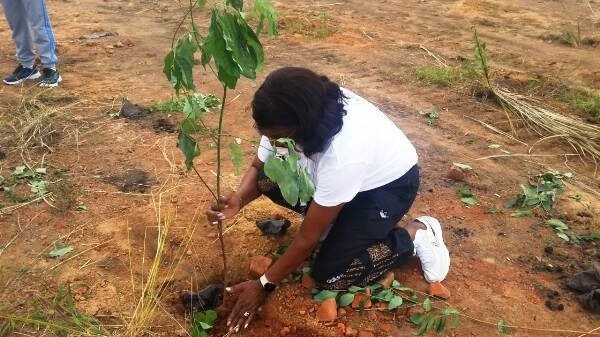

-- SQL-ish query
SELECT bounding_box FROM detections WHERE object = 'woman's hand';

[205,193,241,225]
[225,280,267,332]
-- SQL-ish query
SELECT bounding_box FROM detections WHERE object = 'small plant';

[418,109,440,126]
[281,11,336,38]
[560,23,582,47]
[164,0,280,283]
[457,186,477,206]
[506,171,572,212]
[546,218,580,243]
[561,88,600,121]
[312,281,461,335]
[415,66,460,87]
[1,166,49,203]
[190,310,217,337]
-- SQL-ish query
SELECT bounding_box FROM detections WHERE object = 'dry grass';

[493,87,600,169]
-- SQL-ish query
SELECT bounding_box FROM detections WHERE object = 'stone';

[375,302,388,310]
[280,326,291,336]
[302,273,316,289]
[345,326,358,337]
[249,256,273,277]
[379,271,395,289]
[316,298,337,322]
[351,289,372,309]
[446,167,466,182]
[357,331,375,337]
[429,281,451,299]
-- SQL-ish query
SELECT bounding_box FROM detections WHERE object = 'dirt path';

[0,0,598,336]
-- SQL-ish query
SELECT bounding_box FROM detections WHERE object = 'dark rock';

[256,219,291,235]
[120,99,150,118]
[544,246,554,255]
[181,284,223,312]
[545,300,564,311]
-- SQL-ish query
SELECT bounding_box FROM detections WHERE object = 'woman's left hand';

[226,280,267,332]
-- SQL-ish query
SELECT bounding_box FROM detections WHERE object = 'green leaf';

[338,293,355,307]
[218,11,265,78]
[391,280,401,289]
[297,168,315,203]
[313,290,338,302]
[556,232,570,241]
[164,34,196,94]
[497,319,508,334]
[204,310,217,325]
[178,132,200,170]
[461,196,477,205]
[409,314,425,325]
[414,317,429,336]
[440,308,459,315]
[199,322,212,330]
[348,285,363,293]
[546,218,568,230]
[388,296,402,310]
[458,186,473,198]
[30,180,47,197]
[425,316,437,332]
[436,316,447,333]
[202,10,241,89]
[230,139,244,176]
[264,156,299,206]
[48,246,73,258]
[423,298,432,312]
[196,0,207,7]
[35,167,47,174]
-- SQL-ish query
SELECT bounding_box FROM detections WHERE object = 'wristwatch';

[259,274,277,292]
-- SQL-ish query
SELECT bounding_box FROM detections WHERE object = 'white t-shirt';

[257,87,418,207]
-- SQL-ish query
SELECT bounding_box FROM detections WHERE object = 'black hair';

[251,67,346,157]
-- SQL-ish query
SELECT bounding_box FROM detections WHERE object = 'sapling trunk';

[215,85,228,283]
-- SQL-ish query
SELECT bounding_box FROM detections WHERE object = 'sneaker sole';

[3,71,41,85]
[39,75,62,88]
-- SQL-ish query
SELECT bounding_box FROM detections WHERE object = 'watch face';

[264,282,276,292]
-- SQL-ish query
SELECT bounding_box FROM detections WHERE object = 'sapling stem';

[216,84,228,282]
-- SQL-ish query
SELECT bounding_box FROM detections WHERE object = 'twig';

[476,153,580,160]
[215,84,229,283]
[578,325,600,337]
[463,115,528,146]
[418,44,448,67]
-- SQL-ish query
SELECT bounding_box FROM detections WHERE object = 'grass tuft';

[561,89,600,121]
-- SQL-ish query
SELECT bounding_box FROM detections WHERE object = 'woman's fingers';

[243,312,255,329]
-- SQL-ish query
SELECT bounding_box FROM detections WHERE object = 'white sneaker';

[413,216,450,283]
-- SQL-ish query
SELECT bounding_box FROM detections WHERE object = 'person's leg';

[22,0,61,87]
[22,0,58,69]
[1,0,37,69]
[311,165,420,289]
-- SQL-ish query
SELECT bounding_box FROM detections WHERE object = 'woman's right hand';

[206,193,242,225]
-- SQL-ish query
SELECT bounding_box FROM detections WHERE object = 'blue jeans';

[1,0,58,68]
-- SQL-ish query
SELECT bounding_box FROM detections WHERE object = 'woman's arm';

[226,201,344,332]
[206,156,264,223]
